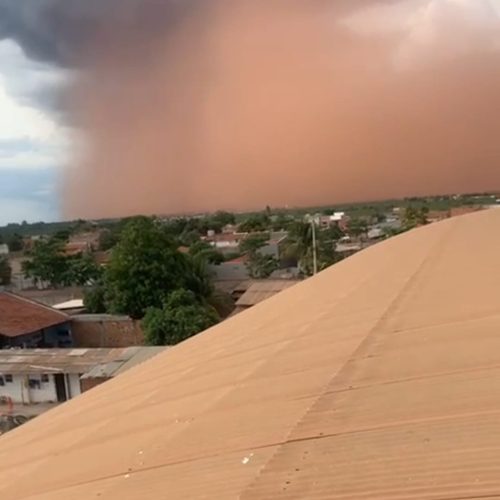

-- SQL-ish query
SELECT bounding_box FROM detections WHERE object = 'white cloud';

[0,38,71,147]
[343,0,500,68]
[0,39,70,222]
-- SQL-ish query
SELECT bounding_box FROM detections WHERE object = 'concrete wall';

[68,374,81,399]
[0,375,56,404]
[0,373,82,404]
[71,316,144,348]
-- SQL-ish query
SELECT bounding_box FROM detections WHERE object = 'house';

[0,346,166,404]
[258,231,288,260]
[0,244,8,256]
[204,232,248,254]
[367,227,385,240]
[70,314,145,347]
[209,256,250,282]
[0,292,72,348]
[232,279,301,314]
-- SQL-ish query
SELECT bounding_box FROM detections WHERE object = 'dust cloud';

[63,0,500,219]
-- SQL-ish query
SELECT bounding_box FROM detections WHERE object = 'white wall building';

[0,372,81,404]
[0,347,167,404]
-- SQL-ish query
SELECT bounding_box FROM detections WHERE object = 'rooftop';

[2,210,500,498]
[235,279,301,308]
[0,347,166,376]
[0,293,69,338]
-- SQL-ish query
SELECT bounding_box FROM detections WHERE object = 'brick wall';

[71,316,145,348]
[80,377,110,393]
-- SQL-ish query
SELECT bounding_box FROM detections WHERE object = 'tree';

[403,205,429,229]
[0,257,11,286]
[65,253,102,286]
[211,211,236,227]
[283,221,342,276]
[347,218,369,239]
[246,253,278,279]
[23,235,102,288]
[7,233,23,252]
[239,233,269,255]
[22,238,69,287]
[142,290,219,345]
[189,241,224,265]
[83,285,107,313]
[98,229,119,251]
[238,233,278,279]
[239,214,270,233]
[104,217,209,319]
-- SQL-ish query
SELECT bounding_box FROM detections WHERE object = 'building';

[258,231,288,260]
[52,299,86,315]
[232,279,301,315]
[204,232,248,254]
[0,292,72,348]
[70,314,145,348]
[0,347,166,404]
[0,244,8,256]
[4,210,500,498]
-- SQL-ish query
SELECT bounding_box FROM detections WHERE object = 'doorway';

[54,374,67,402]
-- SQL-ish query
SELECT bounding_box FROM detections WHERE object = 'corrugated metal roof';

[0,347,167,376]
[236,280,301,307]
[0,293,69,338]
[1,210,500,498]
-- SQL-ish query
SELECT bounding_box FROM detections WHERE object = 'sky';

[0,39,70,225]
[1,0,500,223]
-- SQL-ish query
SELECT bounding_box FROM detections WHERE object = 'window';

[5,374,12,383]
[41,374,49,383]
[0,376,4,386]
[28,378,41,389]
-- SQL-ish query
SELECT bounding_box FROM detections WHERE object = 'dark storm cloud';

[0,0,196,66]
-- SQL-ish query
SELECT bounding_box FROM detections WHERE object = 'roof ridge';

[239,219,458,498]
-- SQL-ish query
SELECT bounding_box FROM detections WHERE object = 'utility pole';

[311,218,318,275]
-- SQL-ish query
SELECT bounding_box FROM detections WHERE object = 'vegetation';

[82,216,219,323]
[402,205,429,230]
[239,233,278,279]
[284,222,342,276]
[22,236,101,288]
[188,241,224,265]
[142,290,219,346]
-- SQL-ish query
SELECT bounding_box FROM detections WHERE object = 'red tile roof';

[0,292,69,338]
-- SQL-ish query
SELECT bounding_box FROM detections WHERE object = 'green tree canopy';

[239,214,270,233]
[103,217,212,319]
[142,289,219,345]
[403,205,429,229]
[7,233,23,252]
[22,234,102,288]
[284,221,342,276]
[189,241,224,265]
[238,233,278,279]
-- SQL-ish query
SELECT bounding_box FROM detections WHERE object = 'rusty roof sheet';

[0,347,167,376]
[2,210,500,498]
[0,293,69,337]
[236,279,301,307]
